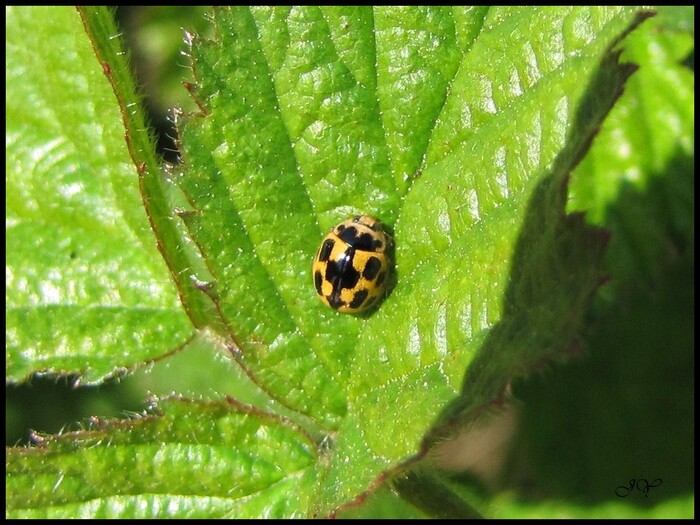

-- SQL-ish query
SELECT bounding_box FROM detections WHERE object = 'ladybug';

[313,215,392,314]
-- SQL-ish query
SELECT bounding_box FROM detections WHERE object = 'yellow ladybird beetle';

[313,215,392,314]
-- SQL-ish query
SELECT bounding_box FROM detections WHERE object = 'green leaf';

[569,12,694,225]
[5,6,192,382]
[654,5,694,33]
[496,13,694,519]
[315,7,648,513]
[6,399,317,518]
[144,5,655,515]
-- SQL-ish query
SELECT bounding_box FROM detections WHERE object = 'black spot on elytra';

[328,291,345,309]
[337,226,359,244]
[314,271,324,295]
[338,226,379,251]
[325,250,360,291]
[349,289,368,309]
[318,238,335,262]
[362,256,381,280]
[376,271,386,287]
